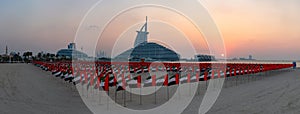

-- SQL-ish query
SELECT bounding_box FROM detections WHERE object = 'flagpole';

[99,89,101,105]
[189,80,191,96]
[167,86,169,100]
[115,88,117,103]
[123,89,126,107]
[178,80,181,100]
[154,85,156,104]
[87,86,89,98]
[248,68,250,83]
[235,69,238,86]
[205,71,208,90]
[140,86,142,105]
[107,90,109,111]
[130,88,132,102]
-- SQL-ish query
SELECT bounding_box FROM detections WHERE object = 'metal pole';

[189,82,191,96]
[140,87,142,105]
[123,90,126,107]
[115,89,117,103]
[167,86,169,100]
[154,85,157,104]
[130,88,132,102]
[235,76,238,86]
[99,90,101,105]
[107,91,109,110]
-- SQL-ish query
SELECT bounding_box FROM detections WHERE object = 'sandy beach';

[0,64,92,114]
[205,68,300,114]
[1,63,299,114]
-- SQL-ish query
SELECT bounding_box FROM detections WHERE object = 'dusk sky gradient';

[0,0,300,60]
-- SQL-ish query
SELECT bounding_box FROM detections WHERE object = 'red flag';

[187,73,191,83]
[84,69,88,83]
[104,74,109,91]
[137,75,141,88]
[71,67,74,75]
[121,73,126,89]
[90,73,95,86]
[234,68,237,76]
[80,71,83,82]
[192,66,194,72]
[96,76,100,89]
[204,71,208,81]
[241,68,244,75]
[164,74,168,86]
[152,75,156,86]
[211,70,215,79]
[196,73,199,82]
[175,73,179,84]
[96,66,99,76]
[218,70,221,78]
[248,67,251,74]
[128,74,131,80]
[113,73,117,86]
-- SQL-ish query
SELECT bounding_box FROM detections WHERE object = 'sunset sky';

[0,0,299,60]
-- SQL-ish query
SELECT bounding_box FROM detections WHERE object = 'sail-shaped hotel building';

[115,17,180,62]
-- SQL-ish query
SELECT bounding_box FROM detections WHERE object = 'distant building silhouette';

[194,54,216,61]
[249,55,253,60]
[57,43,88,59]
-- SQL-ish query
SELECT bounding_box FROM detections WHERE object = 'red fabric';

[128,74,131,80]
[234,69,237,76]
[164,74,168,86]
[90,73,95,86]
[187,73,191,83]
[84,70,88,84]
[211,70,215,79]
[218,70,221,78]
[241,68,244,75]
[121,73,126,89]
[152,75,156,86]
[104,74,109,91]
[80,71,83,82]
[113,73,117,86]
[204,71,208,81]
[137,76,141,88]
[175,73,179,84]
[96,76,100,89]
[196,73,199,82]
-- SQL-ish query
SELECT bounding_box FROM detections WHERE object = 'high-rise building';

[115,17,180,62]
[134,16,149,47]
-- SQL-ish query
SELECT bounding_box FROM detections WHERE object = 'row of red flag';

[33,61,293,91]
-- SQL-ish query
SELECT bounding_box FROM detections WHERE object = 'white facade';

[134,17,149,47]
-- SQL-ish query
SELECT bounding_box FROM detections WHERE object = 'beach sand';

[205,69,300,114]
[1,63,299,114]
[0,64,92,114]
